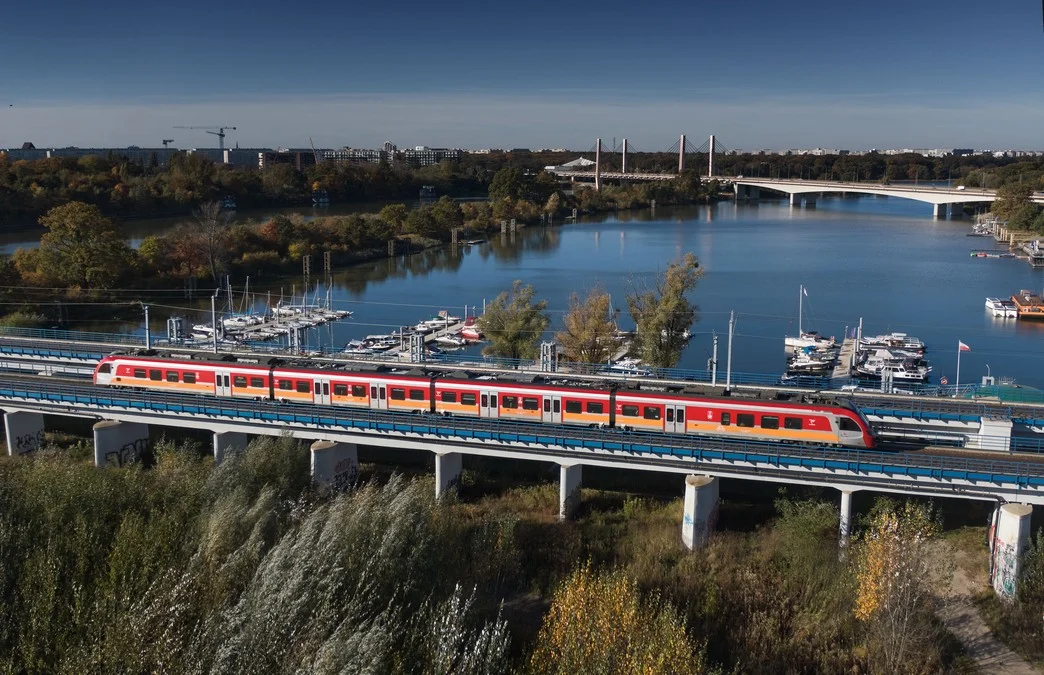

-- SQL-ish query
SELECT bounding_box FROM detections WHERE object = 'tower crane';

[161,139,174,148]
[172,125,237,151]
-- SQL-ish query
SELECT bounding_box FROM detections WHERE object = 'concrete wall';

[93,420,149,468]
[559,463,582,520]
[681,475,719,550]
[213,431,248,464]
[991,503,1033,599]
[310,440,358,491]
[4,411,45,455]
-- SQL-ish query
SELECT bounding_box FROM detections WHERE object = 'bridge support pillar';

[804,195,816,208]
[213,431,248,465]
[681,475,719,550]
[93,420,148,468]
[990,503,1033,600]
[5,411,45,456]
[971,416,1013,452]
[839,490,854,556]
[789,193,801,207]
[933,203,947,219]
[434,451,462,499]
[310,440,358,491]
[559,463,582,520]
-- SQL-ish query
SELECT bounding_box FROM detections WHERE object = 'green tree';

[476,280,549,360]
[404,207,439,239]
[430,195,463,234]
[488,167,527,202]
[555,287,618,364]
[992,181,1035,220]
[378,203,408,234]
[626,252,703,368]
[36,202,134,289]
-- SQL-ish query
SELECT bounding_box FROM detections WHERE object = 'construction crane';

[309,137,321,165]
[172,125,237,151]
[161,139,174,148]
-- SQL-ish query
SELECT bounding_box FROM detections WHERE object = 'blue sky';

[1,0,1043,150]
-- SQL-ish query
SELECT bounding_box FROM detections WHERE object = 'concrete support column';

[933,203,947,219]
[790,193,802,207]
[971,416,1013,452]
[681,475,719,550]
[93,420,149,468]
[213,431,248,465]
[558,463,582,520]
[4,411,45,455]
[310,440,359,491]
[990,503,1034,599]
[434,451,462,499]
[839,490,853,554]
[594,138,602,192]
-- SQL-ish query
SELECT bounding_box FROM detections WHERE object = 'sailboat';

[784,285,836,352]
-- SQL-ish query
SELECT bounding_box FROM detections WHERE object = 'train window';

[167,371,179,383]
[279,380,293,391]
[233,376,247,388]
[314,382,321,395]
[720,412,731,426]
[441,391,458,403]
[761,416,779,430]
[379,388,386,400]
[323,383,329,396]
[251,377,264,388]
[544,399,551,413]
[352,385,366,397]
[183,372,196,384]
[97,363,111,374]
[553,400,560,413]
[501,396,518,409]
[481,394,488,407]
[149,369,162,381]
[491,396,497,408]
[334,384,348,397]
[784,417,803,430]
[409,389,425,401]
[296,381,310,394]
[666,409,674,422]
[565,400,582,414]
[371,386,378,399]
[677,409,685,423]
[737,414,755,428]
[133,368,146,378]
[838,417,860,432]
[523,397,539,411]
[461,393,477,406]
[390,388,406,400]
[621,405,639,417]
[643,406,661,421]
[587,402,604,415]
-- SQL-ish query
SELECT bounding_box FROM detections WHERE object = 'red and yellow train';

[93,352,876,449]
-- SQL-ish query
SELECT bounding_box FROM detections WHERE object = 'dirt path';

[936,543,1040,674]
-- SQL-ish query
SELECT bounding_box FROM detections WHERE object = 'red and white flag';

[958,341,971,352]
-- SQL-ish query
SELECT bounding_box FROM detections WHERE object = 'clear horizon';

[2,0,1042,150]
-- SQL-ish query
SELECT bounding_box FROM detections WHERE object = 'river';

[13,195,1044,388]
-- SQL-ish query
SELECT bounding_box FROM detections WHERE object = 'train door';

[314,378,331,406]
[665,405,686,434]
[370,383,388,410]
[215,370,232,397]
[542,395,562,424]
[479,390,499,419]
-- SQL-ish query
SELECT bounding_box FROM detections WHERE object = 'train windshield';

[97,363,111,374]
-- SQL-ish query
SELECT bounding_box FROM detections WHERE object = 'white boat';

[985,297,1018,318]
[460,325,482,341]
[858,332,925,354]
[412,322,434,335]
[854,350,931,382]
[435,334,467,348]
[784,286,836,352]
[192,323,216,335]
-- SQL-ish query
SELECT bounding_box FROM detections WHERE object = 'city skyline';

[1,0,1042,149]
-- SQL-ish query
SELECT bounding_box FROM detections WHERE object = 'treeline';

[990,183,1044,234]
[2,436,1031,672]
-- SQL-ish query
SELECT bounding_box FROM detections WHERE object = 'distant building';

[400,146,461,166]
[322,147,389,164]
[258,149,317,171]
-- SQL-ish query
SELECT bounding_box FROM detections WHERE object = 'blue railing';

[2,376,1044,491]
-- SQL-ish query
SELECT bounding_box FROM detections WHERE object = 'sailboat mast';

[798,285,803,335]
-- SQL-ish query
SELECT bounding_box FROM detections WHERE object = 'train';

[93,351,877,450]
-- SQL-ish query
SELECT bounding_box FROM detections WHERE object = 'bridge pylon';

[708,134,715,177]
[678,134,686,173]
[595,138,602,191]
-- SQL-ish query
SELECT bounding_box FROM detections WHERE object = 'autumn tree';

[627,252,703,368]
[555,287,618,364]
[378,203,408,234]
[476,280,549,360]
[992,181,1036,221]
[854,500,949,674]
[528,564,707,675]
[192,200,230,283]
[36,202,134,289]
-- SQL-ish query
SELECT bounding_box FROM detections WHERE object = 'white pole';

[211,294,218,354]
[798,285,803,335]
[726,311,734,391]
[956,341,961,393]
[711,331,718,386]
[144,305,151,349]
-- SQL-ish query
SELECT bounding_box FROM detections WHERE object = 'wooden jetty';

[831,337,857,379]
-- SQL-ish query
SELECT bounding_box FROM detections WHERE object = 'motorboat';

[985,297,1018,318]
[854,350,931,382]
[785,331,836,352]
[412,322,434,335]
[435,334,467,348]
[858,332,925,354]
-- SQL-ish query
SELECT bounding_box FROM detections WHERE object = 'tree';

[476,281,549,360]
[192,201,230,283]
[430,195,463,235]
[626,253,703,368]
[36,202,134,289]
[992,182,1035,220]
[528,564,707,675]
[555,287,617,364]
[378,203,408,234]
[488,167,527,202]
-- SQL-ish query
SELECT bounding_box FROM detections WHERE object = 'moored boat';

[985,297,1018,318]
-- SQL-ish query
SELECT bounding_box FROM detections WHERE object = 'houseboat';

[985,297,1019,318]
[1011,290,1044,320]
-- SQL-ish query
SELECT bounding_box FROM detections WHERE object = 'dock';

[831,337,857,379]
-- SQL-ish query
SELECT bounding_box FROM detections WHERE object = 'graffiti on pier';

[104,438,147,468]
[12,429,45,455]
[993,541,1019,599]
[330,457,358,492]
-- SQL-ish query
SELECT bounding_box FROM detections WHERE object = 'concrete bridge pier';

[213,431,248,464]
[435,451,463,499]
[681,475,719,550]
[5,410,45,455]
[559,462,582,520]
[969,416,1013,452]
[933,203,948,219]
[789,193,801,207]
[310,440,358,490]
[93,420,149,468]
[839,489,854,555]
[990,503,1034,599]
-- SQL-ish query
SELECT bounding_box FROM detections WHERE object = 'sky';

[1,0,1043,151]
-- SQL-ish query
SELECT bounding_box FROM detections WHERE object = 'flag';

[958,341,971,352]
[802,287,808,297]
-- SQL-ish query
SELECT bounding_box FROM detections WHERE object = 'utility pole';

[143,304,151,349]
[595,138,602,191]
[211,294,218,354]
[726,311,734,392]
[710,331,718,385]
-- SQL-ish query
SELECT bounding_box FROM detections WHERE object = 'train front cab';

[94,358,114,386]
[836,407,876,450]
